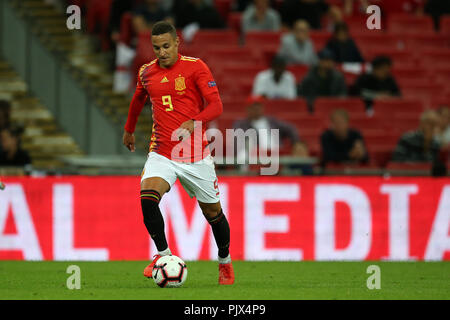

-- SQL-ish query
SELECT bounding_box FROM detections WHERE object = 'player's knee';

[200,202,221,220]
[204,209,225,224]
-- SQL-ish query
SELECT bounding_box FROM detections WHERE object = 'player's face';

[152,33,179,68]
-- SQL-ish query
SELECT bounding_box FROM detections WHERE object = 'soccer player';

[123,21,234,285]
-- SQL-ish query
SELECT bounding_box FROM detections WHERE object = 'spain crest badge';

[175,75,186,91]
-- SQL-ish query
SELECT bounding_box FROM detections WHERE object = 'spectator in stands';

[0,100,11,131]
[0,126,31,167]
[392,110,440,162]
[324,22,364,63]
[277,20,318,66]
[425,0,450,30]
[436,106,450,150]
[242,0,281,33]
[174,0,225,29]
[379,0,424,16]
[350,56,401,112]
[280,0,342,30]
[342,0,370,16]
[108,0,135,44]
[297,49,347,112]
[321,109,369,165]
[252,55,297,99]
[235,0,255,11]
[0,100,12,155]
[132,0,173,34]
[233,96,311,172]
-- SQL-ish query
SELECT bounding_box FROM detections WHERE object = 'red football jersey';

[127,54,223,162]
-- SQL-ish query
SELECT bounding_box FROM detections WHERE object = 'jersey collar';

[157,53,181,70]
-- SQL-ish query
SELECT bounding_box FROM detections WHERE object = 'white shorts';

[141,152,220,203]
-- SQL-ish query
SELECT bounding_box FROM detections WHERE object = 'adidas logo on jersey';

[160,76,169,83]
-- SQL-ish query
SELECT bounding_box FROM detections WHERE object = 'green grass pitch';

[0,261,448,300]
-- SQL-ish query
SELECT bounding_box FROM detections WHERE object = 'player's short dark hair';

[151,21,177,39]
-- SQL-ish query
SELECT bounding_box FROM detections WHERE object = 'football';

[152,255,188,288]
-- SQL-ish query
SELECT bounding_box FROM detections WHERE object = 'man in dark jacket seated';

[324,22,364,63]
[350,55,401,113]
[297,49,347,112]
[320,109,369,166]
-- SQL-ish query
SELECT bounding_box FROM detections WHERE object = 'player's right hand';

[123,131,136,152]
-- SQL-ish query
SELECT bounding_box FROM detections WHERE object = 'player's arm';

[123,76,148,152]
[176,60,223,139]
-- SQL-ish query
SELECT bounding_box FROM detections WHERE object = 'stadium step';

[0,59,84,170]
[9,0,150,153]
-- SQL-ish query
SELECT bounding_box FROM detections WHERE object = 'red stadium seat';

[227,12,242,35]
[209,117,236,132]
[288,118,326,132]
[441,16,450,36]
[217,75,254,99]
[214,0,233,22]
[404,34,450,50]
[222,99,247,113]
[286,65,309,82]
[386,162,432,171]
[310,31,331,51]
[419,49,450,68]
[324,162,382,171]
[244,31,283,48]
[397,78,438,88]
[353,33,403,52]
[434,67,450,84]
[430,96,450,109]
[367,146,394,167]
[392,66,429,80]
[387,14,435,34]
[206,46,255,59]
[221,65,265,81]
[189,30,239,47]
[263,99,309,114]
[364,134,399,147]
[373,99,424,115]
[350,117,387,131]
[119,12,134,46]
[135,31,156,62]
[401,84,446,101]
[391,113,420,133]
[86,0,113,50]
[362,47,412,63]
[314,98,366,115]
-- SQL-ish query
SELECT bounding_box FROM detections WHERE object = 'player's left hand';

[175,120,195,141]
